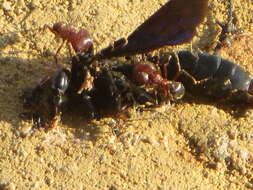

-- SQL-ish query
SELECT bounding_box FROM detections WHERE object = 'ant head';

[132,62,157,85]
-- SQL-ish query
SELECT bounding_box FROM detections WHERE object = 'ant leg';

[160,54,171,79]
[43,24,53,32]
[164,52,199,87]
[46,103,61,130]
[156,51,180,80]
[169,52,182,80]
[42,24,68,64]
[67,42,73,58]
[175,69,198,87]
[54,39,66,64]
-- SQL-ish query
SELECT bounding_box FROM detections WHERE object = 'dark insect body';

[23,56,158,128]
[157,51,253,105]
[22,0,253,130]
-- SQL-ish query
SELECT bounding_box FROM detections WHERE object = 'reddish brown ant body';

[44,21,184,100]
[131,61,185,101]
[44,22,93,63]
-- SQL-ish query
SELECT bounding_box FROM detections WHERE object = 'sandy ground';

[0,0,253,189]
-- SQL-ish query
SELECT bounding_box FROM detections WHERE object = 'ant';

[131,60,185,101]
[43,22,93,64]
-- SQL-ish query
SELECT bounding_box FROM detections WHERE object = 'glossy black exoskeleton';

[22,69,71,128]
[23,53,160,129]
[155,51,253,105]
[22,0,208,129]
[149,0,253,107]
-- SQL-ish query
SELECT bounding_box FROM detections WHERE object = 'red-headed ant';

[44,22,93,64]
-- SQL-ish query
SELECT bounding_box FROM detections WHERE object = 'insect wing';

[98,0,208,58]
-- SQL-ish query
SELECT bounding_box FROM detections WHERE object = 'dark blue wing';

[97,0,208,58]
